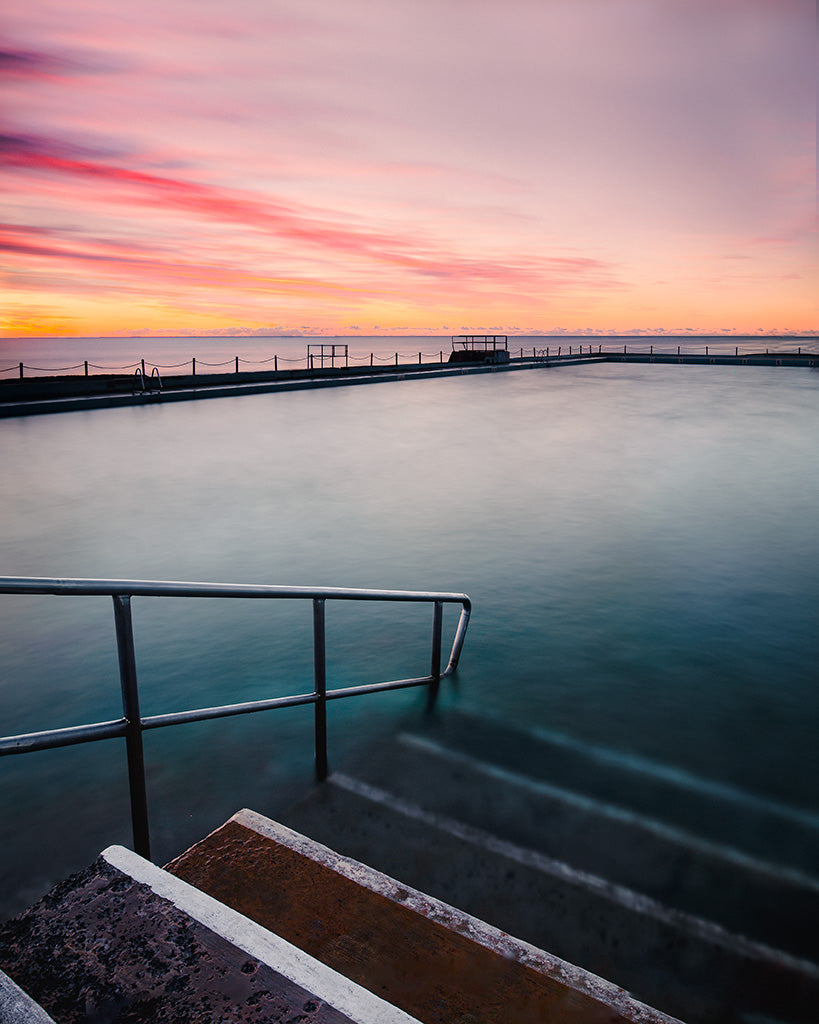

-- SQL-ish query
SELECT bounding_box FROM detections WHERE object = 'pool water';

[1,361,817,917]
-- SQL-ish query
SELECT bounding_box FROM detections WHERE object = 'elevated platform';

[448,335,511,364]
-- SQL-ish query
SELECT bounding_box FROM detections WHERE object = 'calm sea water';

[1,354,818,916]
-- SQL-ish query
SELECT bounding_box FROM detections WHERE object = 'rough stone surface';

[0,857,354,1024]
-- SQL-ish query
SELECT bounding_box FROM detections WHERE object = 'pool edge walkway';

[0,357,562,418]
[2,350,815,418]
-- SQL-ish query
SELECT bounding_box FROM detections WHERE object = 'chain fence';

[2,342,815,380]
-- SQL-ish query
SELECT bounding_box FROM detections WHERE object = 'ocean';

[1,339,818,918]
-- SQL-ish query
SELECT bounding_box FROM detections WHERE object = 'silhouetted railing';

[3,340,815,380]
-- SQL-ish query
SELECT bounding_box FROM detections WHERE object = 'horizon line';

[2,331,817,342]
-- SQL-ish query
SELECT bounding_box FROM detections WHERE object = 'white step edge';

[328,773,819,980]
[399,732,819,893]
[0,969,56,1024]
[234,808,684,1024]
[102,845,422,1024]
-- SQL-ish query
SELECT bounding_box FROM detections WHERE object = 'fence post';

[235,356,239,373]
[192,357,196,376]
[141,359,146,375]
[426,600,443,712]
[84,361,89,376]
[313,598,328,781]
[19,362,23,379]
[395,352,398,366]
[275,355,278,372]
[112,595,151,860]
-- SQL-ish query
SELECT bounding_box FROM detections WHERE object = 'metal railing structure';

[0,576,471,861]
[451,335,509,352]
[132,366,163,393]
[307,343,349,369]
[3,340,816,381]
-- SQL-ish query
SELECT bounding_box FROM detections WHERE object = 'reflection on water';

[1,362,818,916]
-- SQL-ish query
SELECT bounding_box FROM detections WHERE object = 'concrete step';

[282,772,819,1024]
[0,843,422,1024]
[167,808,681,1024]
[0,970,56,1023]
[343,729,819,962]
[416,709,819,876]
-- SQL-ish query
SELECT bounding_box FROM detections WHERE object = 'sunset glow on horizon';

[3,0,816,339]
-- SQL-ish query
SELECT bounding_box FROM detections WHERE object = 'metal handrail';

[0,576,471,860]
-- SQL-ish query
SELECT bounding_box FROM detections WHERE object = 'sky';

[2,0,817,338]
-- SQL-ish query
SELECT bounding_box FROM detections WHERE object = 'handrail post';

[427,600,443,712]
[1,579,472,848]
[312,598,328,781]
[112,595,151,859]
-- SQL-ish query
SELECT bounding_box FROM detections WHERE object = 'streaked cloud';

[2,0,815,335]
[3,132,624,301]
[0,48,60,77]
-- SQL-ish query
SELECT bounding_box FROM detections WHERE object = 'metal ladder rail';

[0,576,471,860]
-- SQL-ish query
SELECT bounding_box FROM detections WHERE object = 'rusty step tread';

[166,808,681,1024]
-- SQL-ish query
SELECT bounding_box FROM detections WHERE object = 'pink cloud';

[5,1,813,334]
[2,134,623,296]
[0,222,370,301]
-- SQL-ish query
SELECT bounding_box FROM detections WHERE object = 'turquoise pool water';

[1,360,817,915]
